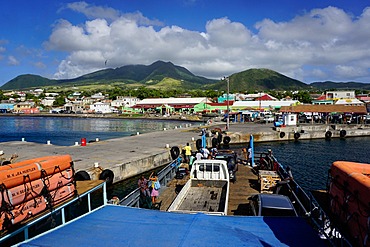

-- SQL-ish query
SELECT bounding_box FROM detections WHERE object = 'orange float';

[49,183,76,206]
[8,196,47,225]
[2,179,44,207]
[0,155,73,189]
[0,156,68,171]
[43,168,74,191]
[37,155,73,177]
[1,169,74,207]
[329,161,370,247]
[0,155,75,229]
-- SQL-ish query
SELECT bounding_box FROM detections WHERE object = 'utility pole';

[222,76,230,130]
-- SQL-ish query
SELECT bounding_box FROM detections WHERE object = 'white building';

[326,91,355,100]
[335,98,364,106]
[90,102,112,113]
[134,97,207,107]
[91,92,106,100]
[41,97,55,107]
[232,100,298,110]
[111,96,141,108]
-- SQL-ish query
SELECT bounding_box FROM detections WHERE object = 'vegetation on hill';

[1,75,59,90]
[1,61,369,92]
[310,81,370,90]
[227,68,310,91]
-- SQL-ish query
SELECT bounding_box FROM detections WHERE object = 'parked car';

[175,167,188,179]
[249,194,298,216]
[262,114,275,123]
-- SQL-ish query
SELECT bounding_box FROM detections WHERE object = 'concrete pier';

[1,122,369,184]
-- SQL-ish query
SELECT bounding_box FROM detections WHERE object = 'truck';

[168,159,229,215]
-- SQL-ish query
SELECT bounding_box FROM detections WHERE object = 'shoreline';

[1,116,370,185]
[0,112,206,122]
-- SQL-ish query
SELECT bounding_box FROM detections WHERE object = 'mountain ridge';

[1,61,369,91]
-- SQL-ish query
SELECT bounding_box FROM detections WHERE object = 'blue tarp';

[19,205,326,247]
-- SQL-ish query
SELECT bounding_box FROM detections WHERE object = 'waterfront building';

[0,103,14,113]
[326,91,355,100]
[111,96,141,108]
[89,102,112,114]
[335,98,364,106]
[132,97,207,114]
[232,100,299,111]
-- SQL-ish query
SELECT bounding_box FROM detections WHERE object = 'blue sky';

[1,1,370,86]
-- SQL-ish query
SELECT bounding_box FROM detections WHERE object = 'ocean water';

[253,137,370,191]
[1,116,369,194]
[0,116,200,146]
[107,136,370,200]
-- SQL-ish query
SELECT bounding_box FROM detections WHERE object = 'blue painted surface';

[250,134,255,167]
[19,205,326,247]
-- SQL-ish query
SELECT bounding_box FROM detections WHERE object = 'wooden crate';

[259,170,281,193]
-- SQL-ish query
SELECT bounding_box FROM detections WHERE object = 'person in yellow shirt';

[183,143,192,163]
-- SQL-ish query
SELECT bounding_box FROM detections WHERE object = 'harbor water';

[108,136,370,201]
[0,116,199,146]
[1,116,369,197]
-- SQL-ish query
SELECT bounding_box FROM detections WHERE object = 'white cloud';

[66,1,120,21]
[66,1,163,26]
[48,5,370,82]
[33,61,47,69]
[8,56,20,66]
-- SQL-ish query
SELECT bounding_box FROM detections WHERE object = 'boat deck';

[157,175,189,210]
[157,164,259,215]
[227,164,259,215]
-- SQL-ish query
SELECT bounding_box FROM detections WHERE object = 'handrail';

[0,181,107,245]
[270,154,351,246]
[119,157,181,207]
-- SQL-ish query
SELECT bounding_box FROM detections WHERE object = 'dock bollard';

[164,128,166,131]
[81,138,86,146]
[74,142,79,146]
[137,132,140,135]
[47,140,51,145]
[96,138,99,142]
[21,138,25,142]
[165,144,170,148]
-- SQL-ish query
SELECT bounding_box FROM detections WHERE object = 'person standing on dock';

[149,172,159,204]
[138,175,149,197]
[201,128,206,148]
[247,146,252,166]
[201,147,210,159]
[183,143,192,164]
[195,151,203,161]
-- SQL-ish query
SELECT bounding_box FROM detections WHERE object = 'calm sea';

[108,133,370,200]
[1,116,369,196]
[0,116,200,146]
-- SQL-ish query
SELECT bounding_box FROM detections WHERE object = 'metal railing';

[119,157,182,207]
[268,154,351,247]
[0,181,107,246]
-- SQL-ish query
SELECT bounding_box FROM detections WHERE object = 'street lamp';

[222,76,230,130]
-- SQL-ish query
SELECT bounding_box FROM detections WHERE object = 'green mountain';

[1,61,320,92]
[1,61,216,90]
[1,74,60,90]
[310,81,370,90]
[207,68,310,92]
